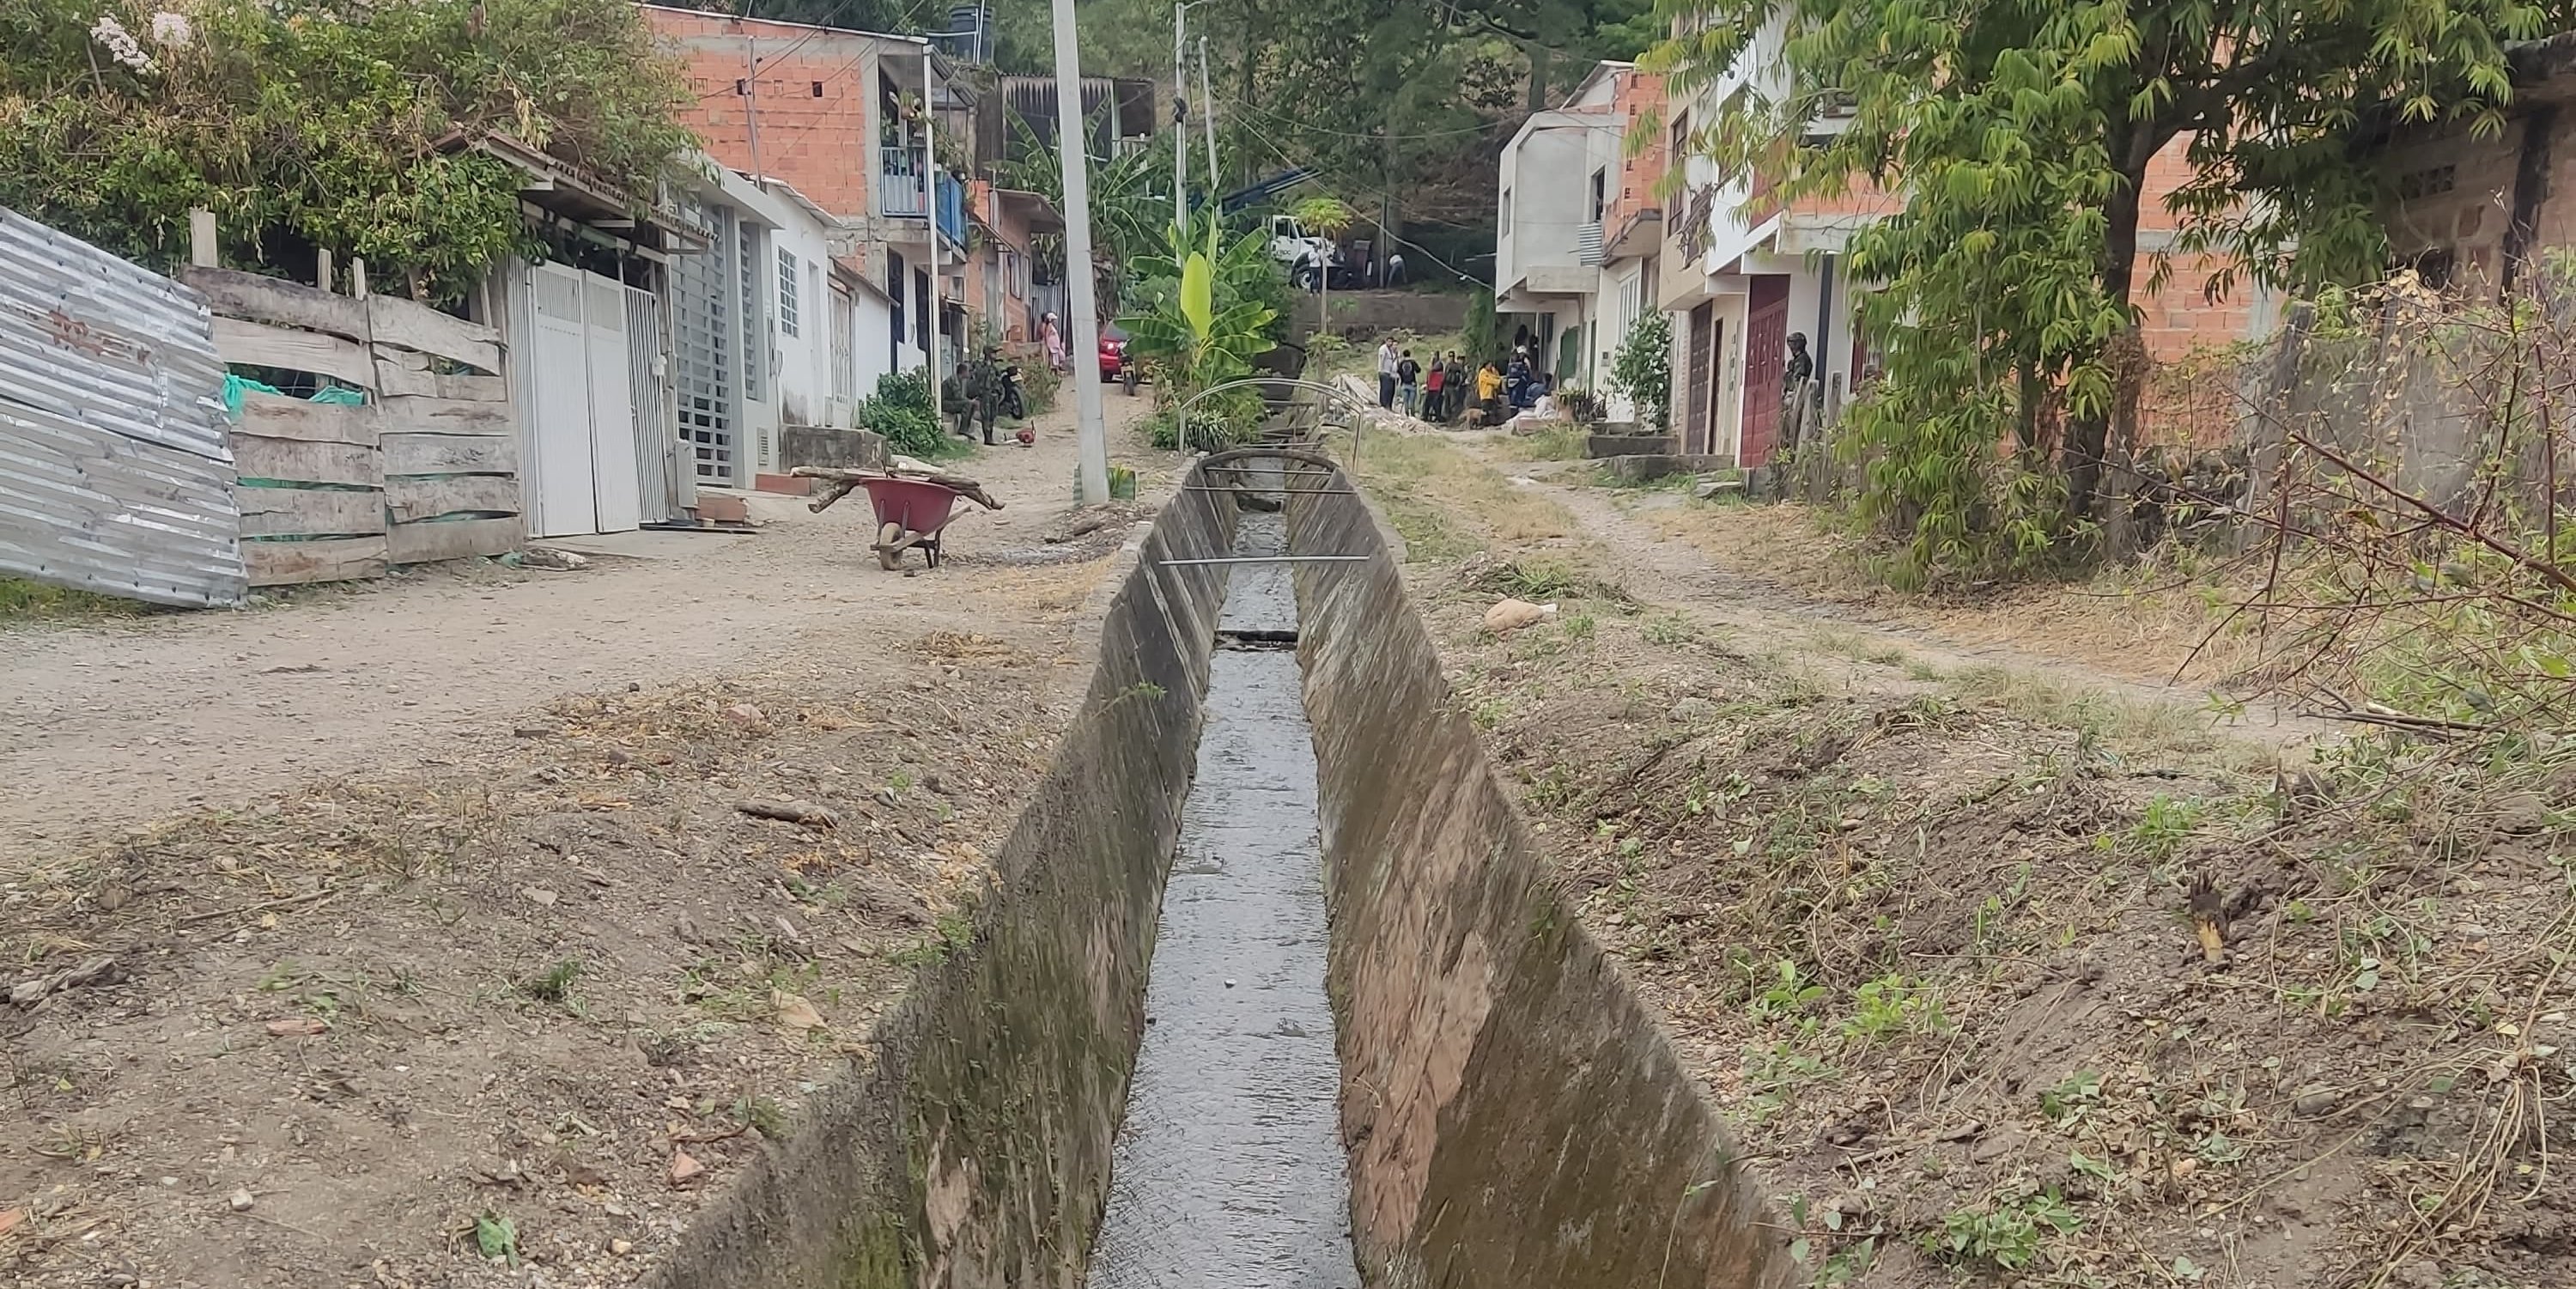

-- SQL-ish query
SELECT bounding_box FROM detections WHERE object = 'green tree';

[1291,192,1356,325]
[987,0,1653,244]
[732,0,914,31]
[1654,0,2558,581]
[1462,285,1499,363]
[0,0,690,300]
[997,105,1176,310]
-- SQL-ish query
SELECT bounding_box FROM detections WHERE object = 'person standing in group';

[1421,351,1447,422]
[1376,336,1400,409]
[1040,312,1066,374]
[1395,349,1421,416]
[1443,353,1467,423]
[1475,360,1504,423]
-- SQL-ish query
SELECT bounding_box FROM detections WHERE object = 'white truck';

[1267,214,1342,289]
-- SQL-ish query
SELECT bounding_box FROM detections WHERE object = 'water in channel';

[1083,508,1359,1289]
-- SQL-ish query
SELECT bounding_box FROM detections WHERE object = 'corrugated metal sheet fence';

[0,209,247,607]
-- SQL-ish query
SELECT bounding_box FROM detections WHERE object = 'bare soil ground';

[0,398,1176,1287]
[1,400,1159,861]
[1367,431,2575,1289]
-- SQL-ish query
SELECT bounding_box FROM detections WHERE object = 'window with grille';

[777,247,801,337]
[673,198,738,484]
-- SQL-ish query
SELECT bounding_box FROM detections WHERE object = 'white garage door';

[526,262,647,538]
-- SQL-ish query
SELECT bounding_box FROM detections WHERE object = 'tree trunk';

[2066,153,2147,520]
[2015,363,2043,452]
[1527,44,1552,112]
[1236,32,1256,187]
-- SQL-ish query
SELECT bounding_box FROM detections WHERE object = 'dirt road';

[0,395,1174,1289]
[2,398,1159,860]
[1446,435,2332,746]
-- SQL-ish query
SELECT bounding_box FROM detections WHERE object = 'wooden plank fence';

[179,263,523,587]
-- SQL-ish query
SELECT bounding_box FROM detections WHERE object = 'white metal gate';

[525,262,644,537]
[671,200,738,485]
[626,287,684,524]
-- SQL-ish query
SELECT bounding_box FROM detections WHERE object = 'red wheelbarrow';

[862,475,970,569]
[790,465,1005,571]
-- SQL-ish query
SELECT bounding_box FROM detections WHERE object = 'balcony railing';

[879,146,927,216]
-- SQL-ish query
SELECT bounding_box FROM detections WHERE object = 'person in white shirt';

[1376,337,1400,409]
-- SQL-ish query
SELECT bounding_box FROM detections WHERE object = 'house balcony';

[877,149,967,251]
[880,147,928,216]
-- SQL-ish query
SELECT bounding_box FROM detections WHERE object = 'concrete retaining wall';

[1292,289,1471,340]
[781,424,890,471]
[649,484,1241,1289]
[1286,477,1787,1289]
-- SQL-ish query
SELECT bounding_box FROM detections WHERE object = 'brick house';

[642,6,972,398]
[1651,18,2283,465]
[963,179,1064,348]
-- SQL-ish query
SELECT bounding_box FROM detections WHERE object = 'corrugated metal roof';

[0,208,246,608]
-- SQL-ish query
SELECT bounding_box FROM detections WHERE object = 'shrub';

[1143,386,1261,453]
[1462,285,1498,364]
[1607,311,1672,429]
[854,369,951,459]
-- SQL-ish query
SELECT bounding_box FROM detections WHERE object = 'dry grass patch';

[1355,432,1579,559]
[1647,501,2270,687]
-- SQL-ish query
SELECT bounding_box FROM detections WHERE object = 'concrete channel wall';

[1287,475,1789,1289]
[649,483,1240,1289]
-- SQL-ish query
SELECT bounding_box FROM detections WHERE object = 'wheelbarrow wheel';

[876,520,906,570]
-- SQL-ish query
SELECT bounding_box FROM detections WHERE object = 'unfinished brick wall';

[1604,70,1667,239]
[643,6,882,221]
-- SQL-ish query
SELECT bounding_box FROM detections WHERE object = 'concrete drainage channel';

[647,450,1787,1289]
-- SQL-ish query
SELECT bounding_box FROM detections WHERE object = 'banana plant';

[1121,213,1279,399]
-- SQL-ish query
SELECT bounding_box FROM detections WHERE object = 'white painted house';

[665,158,902,492]
[1494,64,1626,386]
[1491,62,1675,423]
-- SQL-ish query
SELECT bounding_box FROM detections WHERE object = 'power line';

[694,25,831,99]
[1235,123,1484,284]
[1213,90,1504,142]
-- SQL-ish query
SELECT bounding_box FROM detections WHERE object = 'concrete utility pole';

[1199,36,1218,197]
[1171,3,1188,234]
[1052,0,1111,502]
[923,41,945,423]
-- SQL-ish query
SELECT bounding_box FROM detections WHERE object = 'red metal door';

[1683,303,1713,453]
[1740,275,1789,466]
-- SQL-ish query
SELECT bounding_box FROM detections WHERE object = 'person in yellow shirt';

[1473,361,1504,424]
